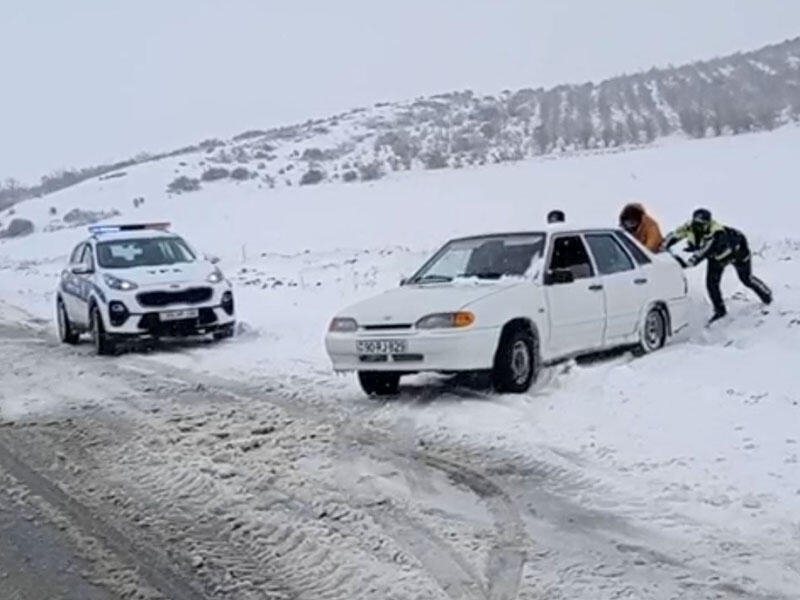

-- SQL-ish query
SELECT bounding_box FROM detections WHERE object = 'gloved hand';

[686,254,699,267]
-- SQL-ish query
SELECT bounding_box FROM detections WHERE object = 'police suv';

[56,223,235,354]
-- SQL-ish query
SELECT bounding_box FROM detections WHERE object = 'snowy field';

[2,126,800,597]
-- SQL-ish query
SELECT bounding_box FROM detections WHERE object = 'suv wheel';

[90,306,116,356]
[358,372,400,397]
[492,327,537,393]
[57,299,80,345]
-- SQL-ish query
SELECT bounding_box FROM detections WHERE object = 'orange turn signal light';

[453,311,476,327]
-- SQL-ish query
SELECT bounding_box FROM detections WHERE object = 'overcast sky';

[1,1,798,183]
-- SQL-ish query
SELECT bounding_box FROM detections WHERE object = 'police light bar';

[88,222,171,234]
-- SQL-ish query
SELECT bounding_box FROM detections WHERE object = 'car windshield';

[96,237,196,269]
[409,233,545,283]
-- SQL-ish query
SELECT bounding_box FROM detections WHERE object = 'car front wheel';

[90,306,116,356]
[358,372,400,397]
[492,327,537,393]
[56,299,80,345]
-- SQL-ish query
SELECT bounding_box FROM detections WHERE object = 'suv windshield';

[96,237,196,269]
[409,233,545,283]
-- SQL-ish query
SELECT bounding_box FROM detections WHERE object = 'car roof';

[87,229,179,243]
[447,225,620,242]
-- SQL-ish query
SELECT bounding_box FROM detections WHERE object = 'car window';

[615,231,652,265]
[96,237,196,269]
[409,234,545,283]
[79,245,95,270]
[586,234,635,275]
[548,235,594,279]
[69,244,85,264]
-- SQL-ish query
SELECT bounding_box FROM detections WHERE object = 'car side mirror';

[71,264,93,276]
[544,269,574,285]
[206,254,220,265]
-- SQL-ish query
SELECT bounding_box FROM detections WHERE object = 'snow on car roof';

[448,223,618,241]
[88,229,178,242]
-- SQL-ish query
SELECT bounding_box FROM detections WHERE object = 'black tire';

[635,307,667,356]
[492,327,537,393]
[56,299,80,345]
[213,324,235,341]
[358,372,400,397]
[90,305,116,356]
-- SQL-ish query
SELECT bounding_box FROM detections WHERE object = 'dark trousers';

[706,245,772,315]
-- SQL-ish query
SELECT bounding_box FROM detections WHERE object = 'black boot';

[707,309,727,325]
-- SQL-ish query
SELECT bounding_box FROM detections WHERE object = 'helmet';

[692,208,712,224]
[547,210,565,224]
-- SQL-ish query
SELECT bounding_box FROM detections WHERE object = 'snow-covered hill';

[1,123,799,597]
[3,36,800,211]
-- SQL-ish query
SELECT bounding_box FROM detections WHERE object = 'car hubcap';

[645,311,663,349]
[510,340,531,384]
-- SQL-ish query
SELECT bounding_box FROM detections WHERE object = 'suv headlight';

[207,268,225,284]
[329,317,358,333]
[103,274,138,291]
[416,311,475,329]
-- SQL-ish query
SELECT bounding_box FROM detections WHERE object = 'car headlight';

[207,268,225,284]
[103,274,138,291]
[416,311,475,329]
[329,317,358,333]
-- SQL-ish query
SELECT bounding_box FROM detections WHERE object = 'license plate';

[160,309,199,321]
[356,339,407,355]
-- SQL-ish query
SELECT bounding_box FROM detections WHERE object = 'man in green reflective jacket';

[664,208,772,324]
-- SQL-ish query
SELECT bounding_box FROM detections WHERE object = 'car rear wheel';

[492,327,537,393]
[636,307,667,355]
[90,306,116,356]
[358,372,400,397]
[56,299,80,345]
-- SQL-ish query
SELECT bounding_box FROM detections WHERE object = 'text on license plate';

[160,309,199,321]
[356,339,407,355]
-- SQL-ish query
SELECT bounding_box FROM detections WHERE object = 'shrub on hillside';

[342,170,358,183]
[422,150,449,170]
[299,169,325,185]
[201,167,230,182]
[0,218,34,239]
[230,167,252,181]
[359,161,385,182]
[167,176,201,194]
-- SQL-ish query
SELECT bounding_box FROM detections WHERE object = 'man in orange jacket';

[619,203,664,252]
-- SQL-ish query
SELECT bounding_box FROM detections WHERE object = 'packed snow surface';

[1,125,799,597]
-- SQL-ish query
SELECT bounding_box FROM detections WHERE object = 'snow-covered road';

[1,273,798,599]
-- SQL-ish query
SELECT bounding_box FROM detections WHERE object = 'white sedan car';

[56,223,235,355]
[326,225,690,396]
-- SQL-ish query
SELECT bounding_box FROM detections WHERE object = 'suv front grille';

[362,323,412,331]
[137,287,213,307]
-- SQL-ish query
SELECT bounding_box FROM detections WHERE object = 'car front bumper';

[325,327,501,373]
[101,286,235,337]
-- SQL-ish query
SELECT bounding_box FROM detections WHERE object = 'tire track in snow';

[119,359,528,600]
[0,433,207,600]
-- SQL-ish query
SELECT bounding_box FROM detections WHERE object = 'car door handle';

[588,284,603,291]
[634,278,648,285]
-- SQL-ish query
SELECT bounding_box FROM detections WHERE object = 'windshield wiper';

[412,274,453,284]
[459,272,505,280]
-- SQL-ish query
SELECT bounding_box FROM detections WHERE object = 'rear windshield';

[96,237,196,269]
